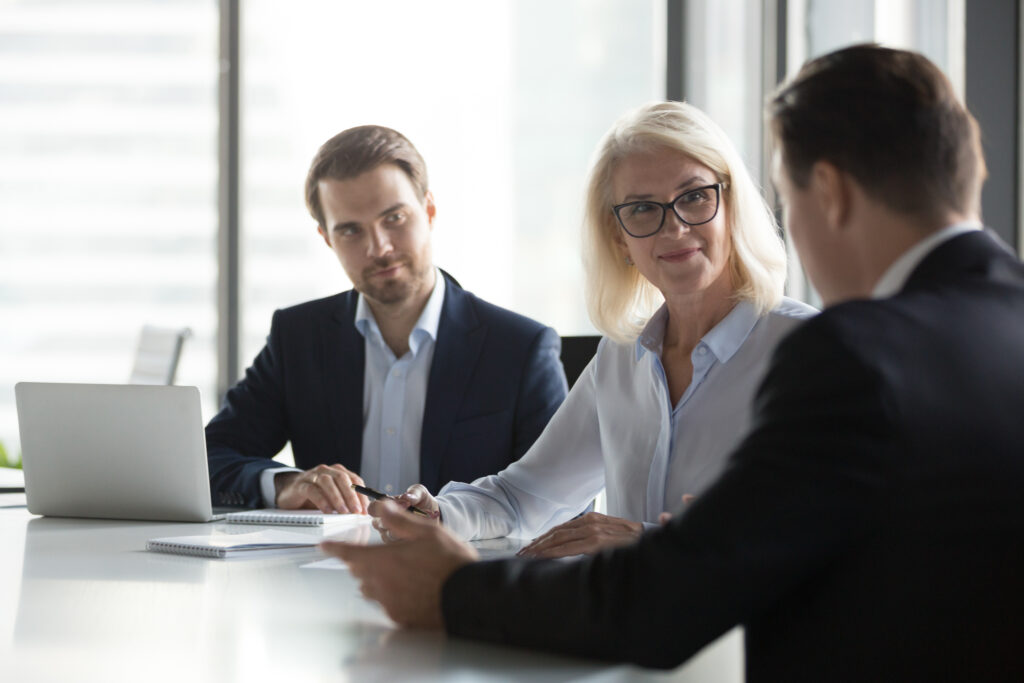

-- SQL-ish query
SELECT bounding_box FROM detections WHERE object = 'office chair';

[559,335,601,390]
[128,325,191,385]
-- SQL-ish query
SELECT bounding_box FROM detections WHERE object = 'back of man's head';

[305,125,429,228]
[770,44,986,222]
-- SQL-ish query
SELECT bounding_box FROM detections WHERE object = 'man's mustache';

[365,256,407,277]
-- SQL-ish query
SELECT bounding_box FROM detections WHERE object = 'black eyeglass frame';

[612,182,725,238]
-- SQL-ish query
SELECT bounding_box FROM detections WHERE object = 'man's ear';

[424,191,437,227]
[317,224,332,248]
[810,161,851,231]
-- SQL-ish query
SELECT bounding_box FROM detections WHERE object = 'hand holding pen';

[353,483,441,543]
[351,483,438,518]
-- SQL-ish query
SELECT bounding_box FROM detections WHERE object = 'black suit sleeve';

[510,326,568,461]
[206,309,293,507]
[442,318,897,668]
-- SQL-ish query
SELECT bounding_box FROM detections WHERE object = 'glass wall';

[0,0,978,462]
[684,0,766,181]
[787,0,963,88]
[0,0,219,459]
[683,0,966,307]
[782,0,965,304]
[239,0,667,367]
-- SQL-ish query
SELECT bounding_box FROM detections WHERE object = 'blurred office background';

[0,0,1018,460]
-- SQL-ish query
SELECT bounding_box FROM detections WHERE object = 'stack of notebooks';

[147,510,372,558]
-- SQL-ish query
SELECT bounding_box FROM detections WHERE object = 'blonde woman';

[376,102,816,557]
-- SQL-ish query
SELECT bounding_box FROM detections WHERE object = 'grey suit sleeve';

[441,318,895,668]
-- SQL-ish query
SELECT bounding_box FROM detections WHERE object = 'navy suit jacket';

[442,231,1024,682]
[206,271,567,507]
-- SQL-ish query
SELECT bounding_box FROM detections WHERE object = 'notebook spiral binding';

[226,512,326,526]
[146,540,228,558]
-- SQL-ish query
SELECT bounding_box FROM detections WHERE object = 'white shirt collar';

[635,299,758,364]
[355,268,446,356]
[871,222,982,299]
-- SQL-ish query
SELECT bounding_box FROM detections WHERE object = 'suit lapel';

[321,290,365,473]
[420,275,485,493]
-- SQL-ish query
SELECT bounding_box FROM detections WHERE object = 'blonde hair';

[582,101,787,343]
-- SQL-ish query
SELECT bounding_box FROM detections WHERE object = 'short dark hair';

[770,44,986,219]
[305,125,429,227]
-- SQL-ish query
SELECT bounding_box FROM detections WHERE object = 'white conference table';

[0,499,743,683]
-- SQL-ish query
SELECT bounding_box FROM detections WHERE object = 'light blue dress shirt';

[437,297,817,540]
[355,270,445,495]
[258,270,445,505]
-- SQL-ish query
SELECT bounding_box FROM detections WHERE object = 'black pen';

[351,484,432,517]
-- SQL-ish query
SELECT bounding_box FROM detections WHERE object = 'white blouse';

[437,297,817,540]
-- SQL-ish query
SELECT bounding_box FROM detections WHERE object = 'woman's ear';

[613,229,634,265]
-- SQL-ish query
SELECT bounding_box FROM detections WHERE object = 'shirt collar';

[871,222,982,299]
[635,299,759,364]
[355,268,446,356]
[636,305,669,361]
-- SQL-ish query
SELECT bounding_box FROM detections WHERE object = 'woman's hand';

[516,512,643,559]
[370,483,440,543]
[274,463,367,514]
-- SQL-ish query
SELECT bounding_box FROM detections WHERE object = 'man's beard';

[359,257,429,306]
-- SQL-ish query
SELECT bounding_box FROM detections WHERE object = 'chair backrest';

[129,325,191,385]
[559,335,601,390]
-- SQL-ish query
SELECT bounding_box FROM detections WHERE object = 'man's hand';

[275,463,368,514]
[658,493,696,526]
[369,483,440,542]
[516,512,643,559]
[321,500,478,628]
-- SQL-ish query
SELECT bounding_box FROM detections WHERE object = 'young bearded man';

[206,125,568,513]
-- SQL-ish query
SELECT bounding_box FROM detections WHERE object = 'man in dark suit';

[207,125,567,512]
[324,46,1024,681]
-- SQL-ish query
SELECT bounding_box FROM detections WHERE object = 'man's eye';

[338,226,359,237]
[386,212,406,224]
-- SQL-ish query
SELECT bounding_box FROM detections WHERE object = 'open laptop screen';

[15,382,218,522]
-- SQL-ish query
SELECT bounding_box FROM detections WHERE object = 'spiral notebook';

[223,509,372,527]
[147,529,321,558]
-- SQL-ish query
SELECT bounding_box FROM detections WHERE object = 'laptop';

[15,382,226,522]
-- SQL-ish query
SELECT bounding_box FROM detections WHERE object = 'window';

[239,0,667,368]
[0,0,219,457]
[684,0,766,181]
[782,0,965,304]
[1,0,976,462]
[787,0,963,91]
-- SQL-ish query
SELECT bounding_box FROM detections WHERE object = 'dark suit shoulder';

[768,299,883,365]
[439,273,554,343]
[784,240,1024,364]
[774,289,955,363]
[458,288,550,335]
[273,291,354,325]
[780,230,1024,361]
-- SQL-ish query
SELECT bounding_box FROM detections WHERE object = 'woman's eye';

[679,190,710,205]
[628,202,656,217]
